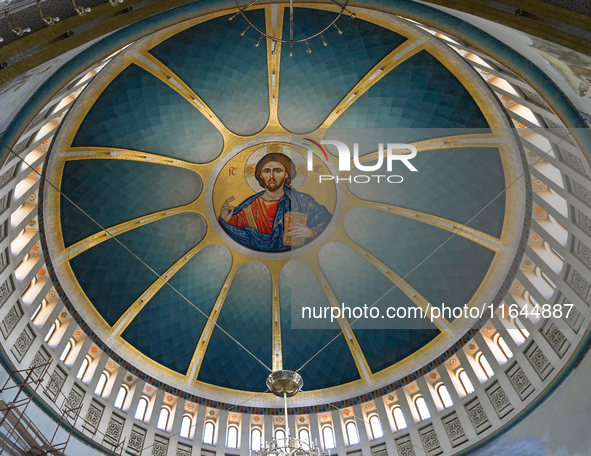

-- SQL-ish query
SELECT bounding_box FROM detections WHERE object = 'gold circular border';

[42,4,526,408]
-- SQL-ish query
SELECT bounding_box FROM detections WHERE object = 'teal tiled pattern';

[279,261,361,389]
[325,50,490,154]
[344,208,496,319]
[347,147,506,237]
[318,242,439,373]
[72,64,223,162]
[60,159,201,247]
[197,262,272,391]
[70,213,207,326]
[121,245,232,374]
[278,8,407,134]
[150,11,269,136]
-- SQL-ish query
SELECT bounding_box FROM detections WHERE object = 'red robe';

[227,197,278,234]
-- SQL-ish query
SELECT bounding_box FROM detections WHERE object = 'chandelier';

[232,0,356,55]
[257,371,325,456]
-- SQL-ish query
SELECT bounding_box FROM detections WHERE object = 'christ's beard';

[265,181,282,192]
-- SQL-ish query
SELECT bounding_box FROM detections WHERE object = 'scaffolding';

[0,363,125,456]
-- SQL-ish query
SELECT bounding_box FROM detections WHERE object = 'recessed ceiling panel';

[60,159,202,246]
[122,244,232,374]
[72,64,224,161]
[278,8,407,134]
[69,213,207,326]
[150,11,269,136]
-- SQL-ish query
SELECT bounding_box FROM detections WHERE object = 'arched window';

[527,292,539,307]
[549,244,564,261]
[157,407,170,430]
[59,339,73,362]
[415,396,430,420]
[478,353,494,378]
[436,384,453,408]
[44,321,58,342]
[322,426,336,449]
[392,407,407,431]
[114,385,128,410]
[495,334,513,360]
[345,421,359,445]
[134,397,149,421]
[180,415,192,439]
[298,428,310,445]
[31,301,44,322]
[368,415,383,439]
[94,372,108,397]
[275,428,286,442]
[203,421,215,445]
[541,270,556,289]
[515,317,530,339]
[227,425,239,448]
[458,369,475,394]
[76,356,90,380]
[251,428,262,451]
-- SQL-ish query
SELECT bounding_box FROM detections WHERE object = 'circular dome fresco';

[41,5,527,405]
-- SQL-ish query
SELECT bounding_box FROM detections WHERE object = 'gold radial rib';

[58,147,197,168]
[130,50,234,137]
[266,5,283,126]
[349,198,505,253]
[340,236,451,333]
[271,268,282,371]
[303,255,372,382]
[59,204,193,262]
[108,232,220,341]
[320,37,428,129]
[186,258,245,382]
[353,133,508,165]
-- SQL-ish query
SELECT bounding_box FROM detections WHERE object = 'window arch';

[458,369,475,394]
[227,425,239,449]
[275,428,286,442]
[94,371,108,397]
[203,421,215,445]
[514,317,530,339]
[541,270,556,289]
[134,397,149,421]
[368,414,383,439]
[478,352,494,378]
[298,428,310,445]
[251,428,262,451]
[322,425,336,449]
[548,243,564,261]
[495,334,513,360]
[392,406,407,431]
[59,339,73,362]
[76,356,90,381]
[31,300,45,322]
[436,384,453,408]
[44,320,58,342]
[113,385,128,410]
[157,407,170,431]
[414,396,430,420]
[180,415,193,439]
[345,421,359,445]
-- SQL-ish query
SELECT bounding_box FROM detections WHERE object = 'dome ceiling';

[41,6,526,403]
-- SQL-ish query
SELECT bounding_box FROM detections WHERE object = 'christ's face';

[260,161,286,191]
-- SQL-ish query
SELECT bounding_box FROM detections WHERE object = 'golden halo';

[244,143,308,192]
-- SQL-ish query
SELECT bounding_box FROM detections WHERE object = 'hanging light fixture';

[36,0,60,26]
[231,0,355,55]
[4,8,31,36]
[72,0,91,16]
[258,371,324,456]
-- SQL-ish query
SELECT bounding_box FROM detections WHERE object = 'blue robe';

[219,186,332,252]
